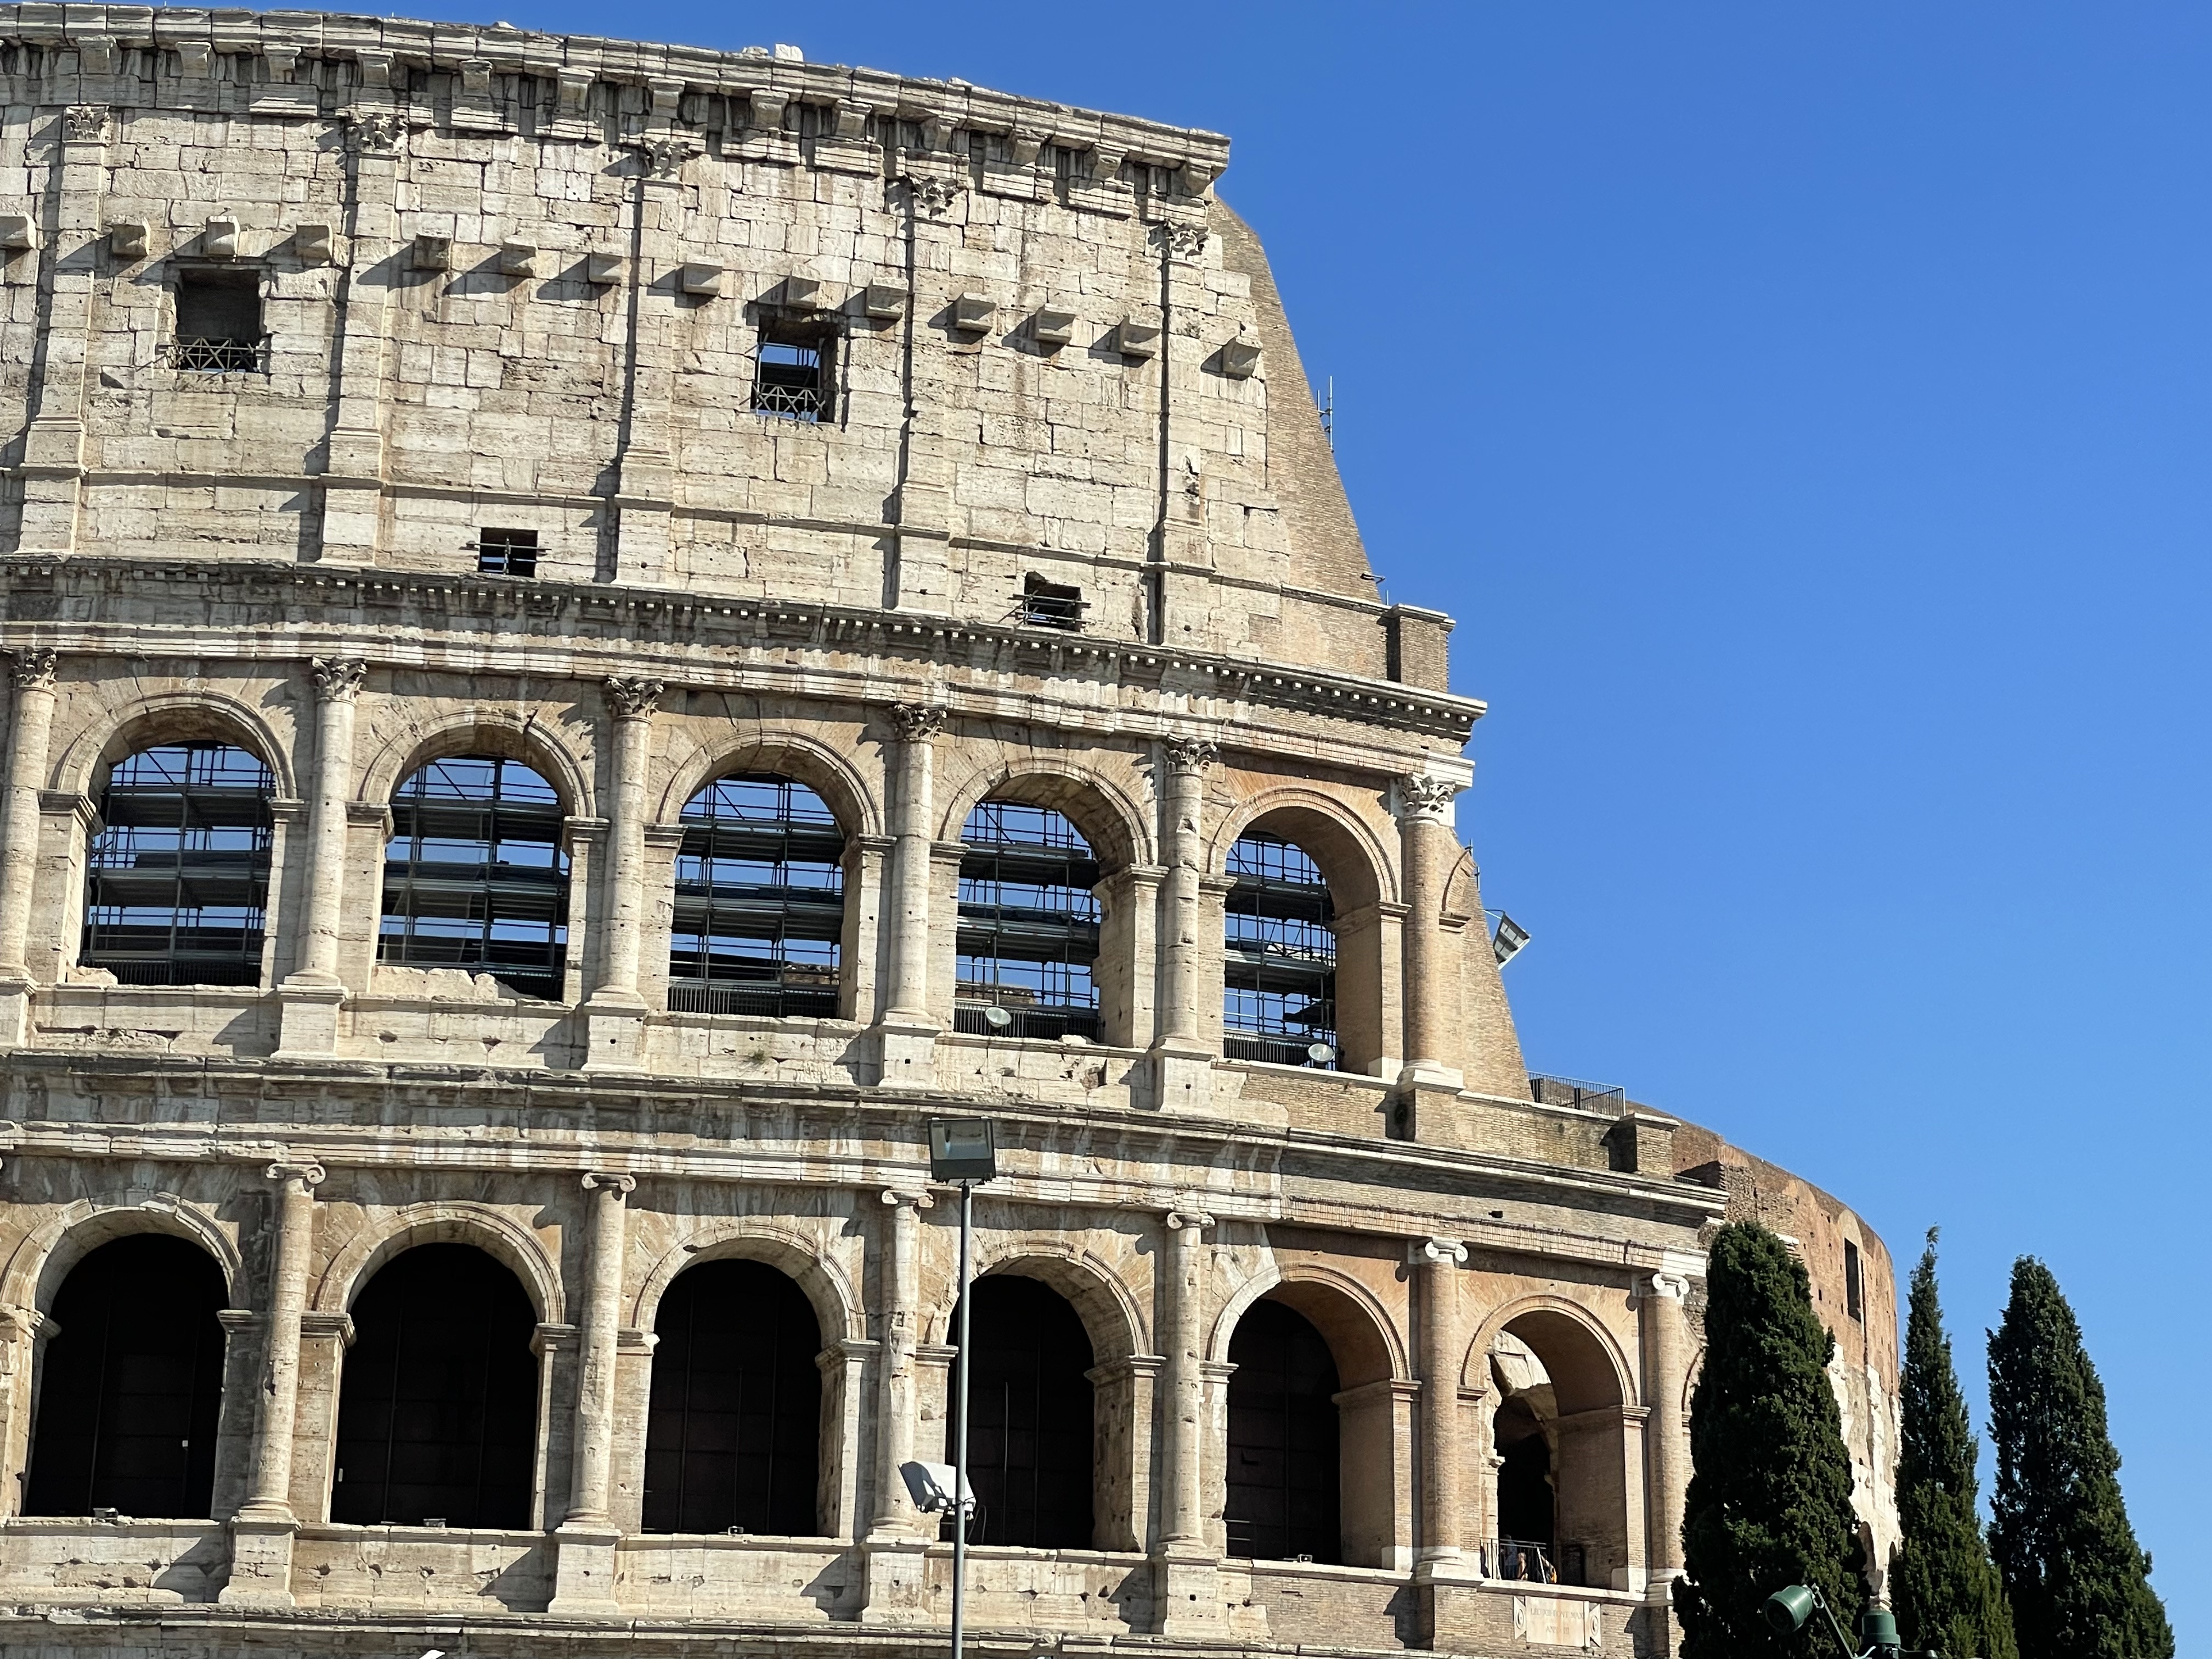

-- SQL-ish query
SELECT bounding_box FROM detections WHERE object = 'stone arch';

[1209,786,1397,911]
[934,755,1153,871]
[1460,1294,1633,1413]
[356,707,591,819]
[52,690,296,800]
[631,1220,861,1344]
[312,1203,562,1325]
[1,1197,242,1315]
[654,729,882,839]
[1210,1260,1407,1385]
[927,1237,1148,1361]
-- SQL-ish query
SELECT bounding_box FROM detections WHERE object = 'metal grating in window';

[476,527,538,577]
[1223,831,1338,1068]
[82,742,273,986]
[170,268,263,374]
[752,320,838,421]
[669,773,844,1019]
[946,1276,1096,1549]
[1018,572,1084,631]
[23,1235,226,1520]
[642,1259,823,1536]
[380,755,569,1000]
[956,801,1101,1041]
[1224,1299,1341,1563]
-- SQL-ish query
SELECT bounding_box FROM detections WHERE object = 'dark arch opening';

[669,773,845,1018]
[24,1234,227,1518]
[331,1244,538,1528]
[1223,831,1338,1069]
[946,1274,1095,1548]
[1494,1396,1555,1572]
[642,1259,824,1536]
[82,741,274,986]
[1225,1297,1341,1562]
[381,755,569,1000]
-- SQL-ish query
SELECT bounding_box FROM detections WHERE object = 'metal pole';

[950,1177,974,1659]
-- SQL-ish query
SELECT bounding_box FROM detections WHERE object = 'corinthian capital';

[1163,737,1217,776]
[311,657,367,702]
[890,703,947,741]
[62,105,109,144]
[9,649,57,690]
[1397,774,1460,822]
[604,676,664,720]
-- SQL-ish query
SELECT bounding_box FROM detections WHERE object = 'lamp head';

[1859,1608,1901,1653]
[1764,1585,1820,1635]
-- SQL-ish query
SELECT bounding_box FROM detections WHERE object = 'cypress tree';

[1675,1222,1865,1659]
[1891,1229,2017,1659]
[1987,1257,2171,1659]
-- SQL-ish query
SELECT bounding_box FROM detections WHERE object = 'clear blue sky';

[420,0,2209,1642]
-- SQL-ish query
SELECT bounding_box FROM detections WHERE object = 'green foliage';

[1675,1222,1866,1659]
[1891,1229,2017,1659]
[1987,1257,2172,1659]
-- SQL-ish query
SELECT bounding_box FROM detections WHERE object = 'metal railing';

[751,381,828,420]
[952,1002,1101,1042]
[1527,1074,1627,1113]
[1482,1538,1587,1587]
[167,337,266,374]
[90,957,262,988]
[1225,1032,1336,1070]
[668,983,838,1019]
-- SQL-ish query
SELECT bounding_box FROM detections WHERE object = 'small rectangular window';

[1019,573,1085,631]
[1844,1239,1864,1322]
[476,528,538,577]
[753,319,837,422]
[171,268,262,373]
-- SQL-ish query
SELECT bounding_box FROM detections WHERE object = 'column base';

[546,1521,624,1618]
[217,1510,300,1607]
[856,1534,934,1623]
[580,997,650,1072]
[1152,1548,1231,1636]
[871,1015,939,1090]
[1397,1076,1472,1146]
[1148,1040,1215,1113]
[272,981,346,1060]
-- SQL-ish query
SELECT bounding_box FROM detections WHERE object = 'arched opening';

[1224,1299,1340,1562]
[945,1274,1095,1548]
[668,773,844,1018]
[81,741,274,986]
[956,802,1102,1042]
[1223,831,1338,1069]
[1482,1312,1633,1589]
[331,1244,538,1529]
[642,1259,823,1536]
[24,1235,227,1518]
[380,756,569,1000]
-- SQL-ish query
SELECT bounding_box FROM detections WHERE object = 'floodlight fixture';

[1491,911,1531,967]
[928,1118,998,1184]
[1306,1042,1336,1065]
[982,1005,1013,1030]
[900,1460,975,1515]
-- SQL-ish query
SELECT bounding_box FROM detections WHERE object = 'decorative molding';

[1397,774,1460,822]
[61,105,109,144]
[906,175,963,218]
[603,676,664,721]
[1163,737,1217,776]
[9,649,57,690]
[347,111,405,157]
[263,1160,326,1188]
[1165,1209,1214,1234]
[1647,1271,1691,1303]
[1409,1235,1469,1266]
[582,1171,637,1195]
[1154,222,1208,262]
[879,1187,934,1211]
[309,657,367,703]
[889,703,947,741]
[637,134,692,180]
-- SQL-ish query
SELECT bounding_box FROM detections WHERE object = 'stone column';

[221,1161,325,1606]
[0,650,60,1041]
[1396,774,1463,1087]
[585,678,662,1070]
[860,1187,933,1624]
[1151,740,1215,1111]
[610,137,690,583]
[1410,1237,1470,1570]
[1153,1207,1222,1635]
[18,105,111,555]
[875,706,943,1087]
[1641,1269,1692,1585]
[549,1172,635,1616]
[276,659,365,1057]
[320,100,405,563]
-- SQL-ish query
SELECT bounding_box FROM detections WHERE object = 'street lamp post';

[928,1118,999,1659]
[1767,1584,1945,1659]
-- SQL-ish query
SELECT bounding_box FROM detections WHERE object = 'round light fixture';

[1307,1042,1336,1064]
[983,1006,1014,1030]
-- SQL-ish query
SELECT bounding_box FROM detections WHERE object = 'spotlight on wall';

[982,1005,1013,1030]
[1489,911,1531,967]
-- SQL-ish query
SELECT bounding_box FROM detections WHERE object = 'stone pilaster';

[1395,774,1464,1088]
[319,103,405,563]
[1153,1206,1221,1635]
[610,139,690,584]
[221,1160,325,1606]
[276,659,365,1057]
[1151,738,1216,1110]
[1640,1268,1694,1589]
[0,650,59,1045]
[860,1186,932,1622]
[18,106,110,554]
[584,677,662,1070]
[550,1171,635,1616]
[873,705,944,1087]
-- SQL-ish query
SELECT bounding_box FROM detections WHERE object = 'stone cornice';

[0,557,1485,745]
[0,5,1231,187]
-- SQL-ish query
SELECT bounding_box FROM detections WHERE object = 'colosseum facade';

[0,10,1897,1657]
